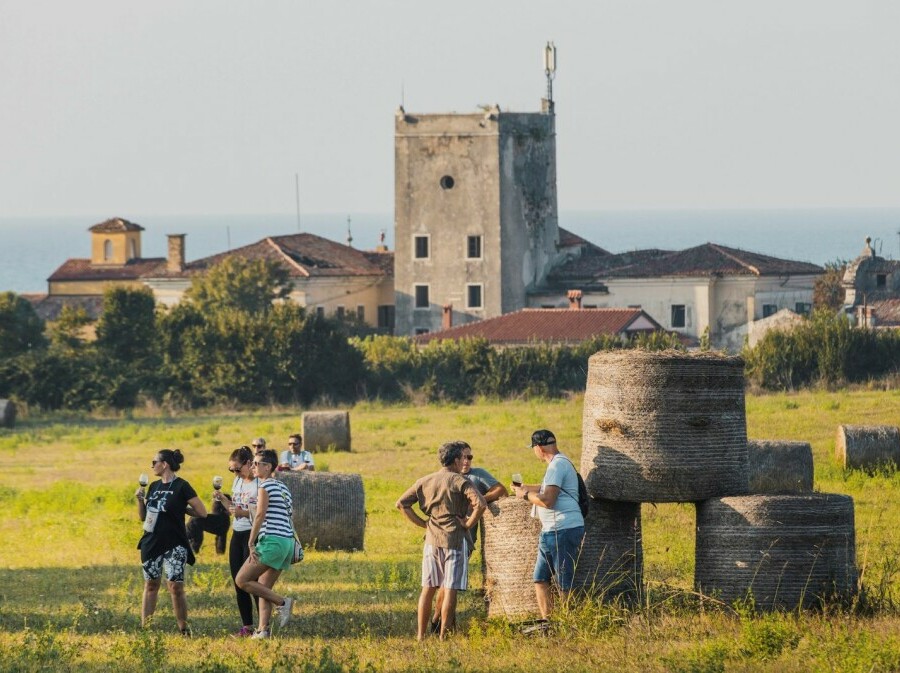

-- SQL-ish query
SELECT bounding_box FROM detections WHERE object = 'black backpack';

[559,456,590,517]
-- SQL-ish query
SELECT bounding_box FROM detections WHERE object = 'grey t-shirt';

[537,454,584,532]
[464,467,499,496]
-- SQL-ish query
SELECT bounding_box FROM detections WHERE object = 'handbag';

[291,532,304,564]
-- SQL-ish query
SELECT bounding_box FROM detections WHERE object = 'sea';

[1,208,899,295]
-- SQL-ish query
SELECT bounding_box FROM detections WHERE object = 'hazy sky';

[2,1,899,218]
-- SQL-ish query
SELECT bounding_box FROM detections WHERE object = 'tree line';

[0,258,897,411]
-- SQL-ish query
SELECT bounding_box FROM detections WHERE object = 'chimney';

[442,304,453,330]
[567,290,583,310]
[167,234,185,273]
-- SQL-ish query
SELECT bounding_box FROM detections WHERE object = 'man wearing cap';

[396,440,487,640]
[511,429,585,634]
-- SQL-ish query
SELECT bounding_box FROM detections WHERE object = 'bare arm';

[484,482,508,503]
[248,487,269,558]
[395,485,426,529]
[135,487,147,521]
[461,484,487,529]
[512,484,559,508]
[185,496,208,518]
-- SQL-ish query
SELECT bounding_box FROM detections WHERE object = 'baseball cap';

[531,429,557,447]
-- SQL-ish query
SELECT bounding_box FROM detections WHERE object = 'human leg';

[438,588,458,640]
[437,541,468,638]
[162,546,190,631]
[141,579,161,626]
[534,581,553,619]
[230,530,256,628]
[416,586,438,641]
[533,532,556,620]
[431,588,444,631]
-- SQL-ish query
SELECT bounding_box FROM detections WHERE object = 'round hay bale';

[302,410,351,452]
[747,440,814,494]
[0,399,16,429]
[582,350,749,502]
[695,494,857,610]
[835,424,900,470]
[276,472,365,551]
[482,497,643,618]
[483,498,542,618]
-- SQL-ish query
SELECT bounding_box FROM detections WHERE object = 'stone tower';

[393,102,559,336]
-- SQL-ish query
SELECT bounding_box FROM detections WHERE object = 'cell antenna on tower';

[543,41,557,113]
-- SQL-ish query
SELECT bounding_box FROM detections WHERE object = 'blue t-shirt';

[537,454,584,532]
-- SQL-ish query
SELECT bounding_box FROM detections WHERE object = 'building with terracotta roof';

[44,218,395,330]
[529,240,823,350]
[413,301,663,347]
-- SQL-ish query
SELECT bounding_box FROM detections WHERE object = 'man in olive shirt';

[396,440,487,640]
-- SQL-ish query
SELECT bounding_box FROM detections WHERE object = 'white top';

[230,476,259,532]
[280,449,315,470]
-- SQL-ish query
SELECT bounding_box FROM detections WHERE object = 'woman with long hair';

[135,449,207,635]
[213,445,259,637]
[235,449,296,639]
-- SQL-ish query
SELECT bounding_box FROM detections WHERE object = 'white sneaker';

[250,629,270,639]
[277,597,294,628]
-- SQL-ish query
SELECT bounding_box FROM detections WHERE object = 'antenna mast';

[543,41,557,113]
[346,215,353,248]
[295,173,302,232]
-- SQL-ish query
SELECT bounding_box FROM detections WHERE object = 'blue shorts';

[533,526,585,591]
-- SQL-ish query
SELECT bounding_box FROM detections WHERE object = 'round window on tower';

[440,175,455,190]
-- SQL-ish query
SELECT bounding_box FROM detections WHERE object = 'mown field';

[0,389,899,672]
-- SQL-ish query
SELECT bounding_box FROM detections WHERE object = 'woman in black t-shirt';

[135,449,207,635]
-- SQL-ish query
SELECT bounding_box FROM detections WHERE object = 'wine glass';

[213,475,223,490]
[138,473,149,497]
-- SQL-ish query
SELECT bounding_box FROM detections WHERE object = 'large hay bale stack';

[0,399,16,429]
[575,498,643,603]
[276,472,365,551]
[747,440,814,494]
[483,497,643,618]
[695,494,857,610]
[835,424,900,470]
[582,350,748,502]
[302,410,351,452]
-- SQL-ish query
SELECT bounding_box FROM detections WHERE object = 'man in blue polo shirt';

[511,429,585,634]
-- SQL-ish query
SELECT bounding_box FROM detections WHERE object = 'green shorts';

[255,534,294,570]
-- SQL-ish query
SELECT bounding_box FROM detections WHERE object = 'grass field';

[0,389,899,672]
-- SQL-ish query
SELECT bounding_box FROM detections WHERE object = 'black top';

[137,476,198,565]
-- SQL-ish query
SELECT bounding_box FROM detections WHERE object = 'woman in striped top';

[235,449,296,639]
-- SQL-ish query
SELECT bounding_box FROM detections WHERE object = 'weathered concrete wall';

[393,107,558,336]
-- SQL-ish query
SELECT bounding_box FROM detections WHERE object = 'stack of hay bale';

[277,471,366,551]
[835,424,900,470]
[581,350,857,611]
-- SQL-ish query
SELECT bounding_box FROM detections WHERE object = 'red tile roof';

[146,233,394,280]
[89,217,145,233]
[414,308,662,346]
[48,257,167,282]
[554,242,822,280]
[871,298,900,327]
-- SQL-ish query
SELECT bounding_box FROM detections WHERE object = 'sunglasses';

[463,454,474,460]
[151,459,161,466]
[228,467,242,473]
[252,461,273,468]
[252,444,264,448]
[288,442,300,446]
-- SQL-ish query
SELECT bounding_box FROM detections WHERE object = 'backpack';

[559,456,590,517]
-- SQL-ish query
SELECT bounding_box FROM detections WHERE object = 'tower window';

[467,235,482,259]
[414,235,429,259]
[466,284,483,309]
[440,175,455,190]
[103,239,112,261]
[414,285,430,309]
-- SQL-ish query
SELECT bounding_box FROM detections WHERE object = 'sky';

[1,1,899,218]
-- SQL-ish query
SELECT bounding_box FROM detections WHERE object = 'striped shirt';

[259,479,294,539]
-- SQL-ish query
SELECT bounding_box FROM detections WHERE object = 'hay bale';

[276,471,365,551]
[302,410,351,452]
[835,424,900,470]
[482,497,643,618]
[695,494,857,610]
[582,350,749,502]
[747,440,814,494]
[0,400,16,429]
